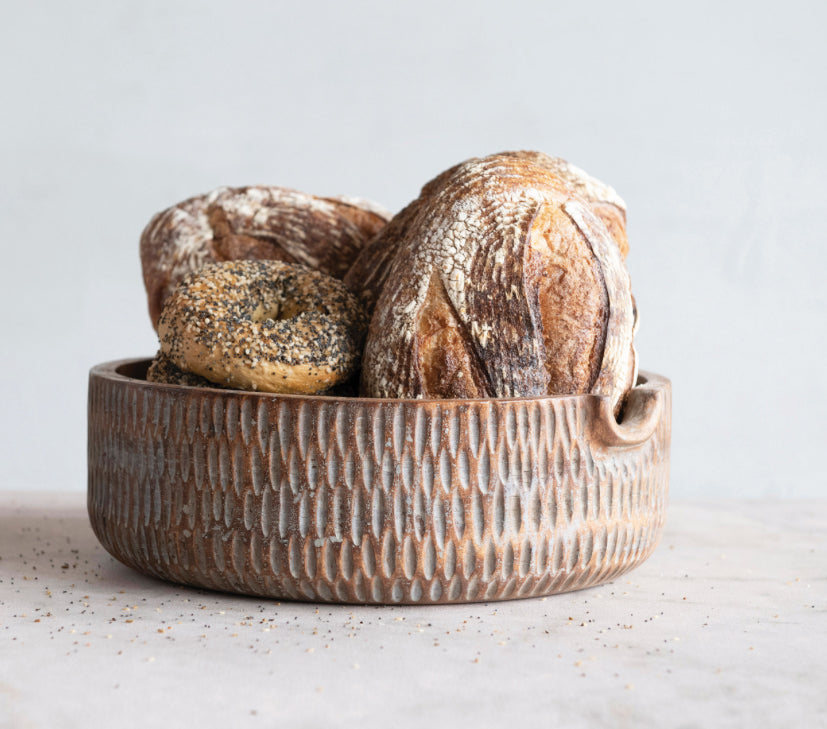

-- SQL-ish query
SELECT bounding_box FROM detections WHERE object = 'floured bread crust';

[344,151,628,316]
[515,152,629,259]
[358,152,637,413]
[141,186,390,329]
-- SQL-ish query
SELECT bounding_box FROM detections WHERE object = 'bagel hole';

[251,301,305,324]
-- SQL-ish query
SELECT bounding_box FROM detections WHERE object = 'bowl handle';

[591,383,663,448]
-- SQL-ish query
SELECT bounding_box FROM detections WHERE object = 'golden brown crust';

[411,273,491,398]
[588,201,628,259]
[141,186,389,329]
[358,152,636,412]
[344,151,628,316]
[157,260,367,394]
[524,203,609,395]
[501,151,629,259]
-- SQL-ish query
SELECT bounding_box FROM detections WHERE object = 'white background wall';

[2,0,825,498]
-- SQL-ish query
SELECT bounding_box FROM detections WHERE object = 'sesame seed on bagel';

[157,260,367,394]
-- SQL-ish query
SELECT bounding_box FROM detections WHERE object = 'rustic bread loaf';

[141,186,389,329]
[344,151,628,316]
[357,151,637,413]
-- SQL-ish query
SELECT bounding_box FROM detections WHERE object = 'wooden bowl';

[88,359,671,604]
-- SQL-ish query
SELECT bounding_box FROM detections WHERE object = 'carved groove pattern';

[88,360,671,604]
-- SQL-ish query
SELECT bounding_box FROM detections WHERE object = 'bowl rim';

[90,357,668,407]
[91,359,669,448]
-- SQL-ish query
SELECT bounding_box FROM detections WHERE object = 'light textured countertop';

[1,493,825,729]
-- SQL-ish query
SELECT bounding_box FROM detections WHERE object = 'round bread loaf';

[357,151,637,413]
[141,186,389,329]
[157,260,368,394]
[344,151,627,316]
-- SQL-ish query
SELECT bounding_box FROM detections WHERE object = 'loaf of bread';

[141,186,389,329]
[356,151,637,413]
[344,151,628,316]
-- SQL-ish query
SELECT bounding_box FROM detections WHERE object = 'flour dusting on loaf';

[345,151,629,316]
[357,152,637,413]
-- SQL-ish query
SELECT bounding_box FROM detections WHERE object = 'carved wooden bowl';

[88,359,671,604]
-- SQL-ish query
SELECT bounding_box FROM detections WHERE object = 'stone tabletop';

[1,493,825,729]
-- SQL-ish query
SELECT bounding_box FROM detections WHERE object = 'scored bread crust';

[344,151,628,317]
[141,186,390,329]
[516,152,629,260]
[358,151,637,413]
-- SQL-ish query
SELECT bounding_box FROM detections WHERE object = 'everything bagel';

[157,260,367,394]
